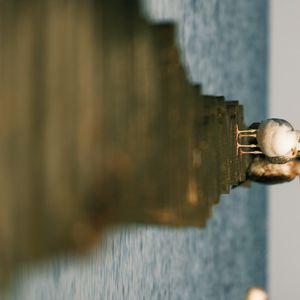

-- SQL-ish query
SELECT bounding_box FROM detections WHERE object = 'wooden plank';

[0,0,252,283]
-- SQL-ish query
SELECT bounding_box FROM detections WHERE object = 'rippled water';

[6,1,268,299]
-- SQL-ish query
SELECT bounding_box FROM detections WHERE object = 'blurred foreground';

[0,0,252,287]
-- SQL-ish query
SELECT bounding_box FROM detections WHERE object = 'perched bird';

[247,156,300,184]
[237,118,300,163]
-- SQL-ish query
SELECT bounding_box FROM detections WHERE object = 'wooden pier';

[0,0,251,283]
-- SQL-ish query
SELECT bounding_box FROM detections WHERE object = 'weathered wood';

[0,0,250,284]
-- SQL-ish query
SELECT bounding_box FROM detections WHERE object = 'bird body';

[256,119,300,158]
[237,118,300,184]
[237,118,300,163]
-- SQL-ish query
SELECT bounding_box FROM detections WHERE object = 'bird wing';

[247,158,296,184]
[247,173,294,184]
[267,156,294,164]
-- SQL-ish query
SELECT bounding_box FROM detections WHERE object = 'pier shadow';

[0,0,251,283]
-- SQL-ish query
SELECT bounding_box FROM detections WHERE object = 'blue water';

[8,1,268,299]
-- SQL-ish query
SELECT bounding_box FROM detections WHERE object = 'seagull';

[247,156,300,184]
[237,118,300,163]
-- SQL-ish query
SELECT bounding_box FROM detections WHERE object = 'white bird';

[237,118,300,163]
